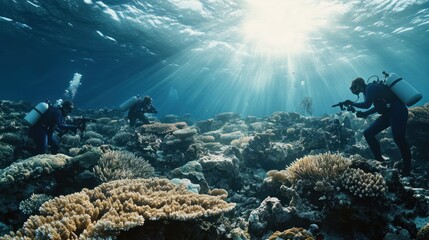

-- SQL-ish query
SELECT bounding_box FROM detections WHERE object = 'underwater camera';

[332,101,356,113]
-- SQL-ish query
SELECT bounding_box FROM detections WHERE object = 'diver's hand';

[343,100,354,106]
[356,111,367,119]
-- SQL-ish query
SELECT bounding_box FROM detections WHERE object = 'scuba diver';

[28,100,79,155]
[344,77,412,176]
[127,96,158,127]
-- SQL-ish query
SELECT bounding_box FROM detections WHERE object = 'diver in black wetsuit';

[28,100,79,154]
[344,77,412,176]
[128,96,158,127]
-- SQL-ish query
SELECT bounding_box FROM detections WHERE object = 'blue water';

[1,0,428,119]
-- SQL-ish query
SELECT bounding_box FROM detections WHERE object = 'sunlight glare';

[242,0,338,54]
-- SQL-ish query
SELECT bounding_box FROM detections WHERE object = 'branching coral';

[93,150,155,182]
[340,168,386,198]
[60,134,82,149]
[19,194,53,215]
[284,153,351,184]
[112,131,134,147]
[3,178,235,239]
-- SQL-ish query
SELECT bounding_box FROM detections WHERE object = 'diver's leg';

[31,128,49,154]
[128,114,137,127]
[48,134,60,154]
[128,110,137,127]
[363,115,390,161]
[390,105,411,176]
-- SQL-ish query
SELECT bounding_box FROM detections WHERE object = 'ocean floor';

[0,100,429,240]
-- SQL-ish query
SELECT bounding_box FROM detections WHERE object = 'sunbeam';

[241,0,346,55]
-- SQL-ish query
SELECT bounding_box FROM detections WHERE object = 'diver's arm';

[53,109,77,131]
[364,107,377,116]
[353,101,370,109]
[147,105,158,114]
[352,85,375,109]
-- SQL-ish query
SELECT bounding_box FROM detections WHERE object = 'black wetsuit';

[353,83,411,174]
[29,107,77,154]
[128,100,157,127]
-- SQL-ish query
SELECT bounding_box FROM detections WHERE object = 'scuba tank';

[24,102,49,126]
[119,96,139,111]
[384,72,423,106]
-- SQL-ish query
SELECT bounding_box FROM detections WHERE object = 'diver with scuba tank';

[14,100,83,160]
[335,71,422,176]
[28,100,79,155]
[120,95,158,127]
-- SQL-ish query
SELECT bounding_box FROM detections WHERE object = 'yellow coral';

[208,188,229,200]
[268,227,314,240]
[340,168,386,198]
[266,169,289,184]
[3,178,235,239]
[285,153,351,184]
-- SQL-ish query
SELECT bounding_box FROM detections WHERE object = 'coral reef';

[172,127,198,140]
[417,223,429,240]
[340,168,386,198]
[214,112,240,123]
[140,122,187,135]
[3,178,235,239]
[112,131,134,147]
[284,153,352,184]
[1,100,429,239]
[407,104,429,159]
[0,154,72,187]
[170,178,201,193]
[93,150,155,182]
[268,227,314,240]
[19,194,53,215]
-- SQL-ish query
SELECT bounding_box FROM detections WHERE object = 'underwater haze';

[1,0,428,119]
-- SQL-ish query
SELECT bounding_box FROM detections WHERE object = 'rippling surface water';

[1,0,428,118]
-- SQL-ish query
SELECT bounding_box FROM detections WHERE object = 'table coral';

[2,178,235,239]
[140,122,187,135]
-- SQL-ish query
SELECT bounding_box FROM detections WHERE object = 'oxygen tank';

[386,73,423,106]
[119,96,139,111]
[24,102,49,126]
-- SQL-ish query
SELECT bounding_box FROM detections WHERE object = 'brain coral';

[2,178,235,239]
